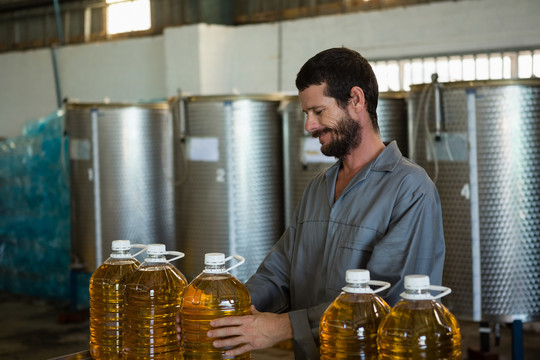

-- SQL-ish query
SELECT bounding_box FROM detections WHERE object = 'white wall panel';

[1,0,540,138]
[198,24,235,94]
[0,49,57,138]
[164,24,202,96]
[58,36,165,102]
[229,23,279,94]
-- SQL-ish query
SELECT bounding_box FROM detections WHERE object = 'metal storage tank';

[408,79,540,324]
[65,100,177,271]
[176,95,284,282]
[281,92,408,226]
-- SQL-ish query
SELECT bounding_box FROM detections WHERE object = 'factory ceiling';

[0,0,86,14]
[0,0,458,53]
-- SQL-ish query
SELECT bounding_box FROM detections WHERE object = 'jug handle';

[429,285,452,299]
[224,255,245,273]
[165,251,185,263]
[368,280,391,294]
[130,244,147,258]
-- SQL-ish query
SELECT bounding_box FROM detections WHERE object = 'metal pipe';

[479,321,491,352]
[432,73,442,141]
[52,0,63,44]
[91,108,103,267]
[467,88,482,322]
[511,320,524,360]
[494,322,501,346]
[51,0,64,109]
[50,45,63,108]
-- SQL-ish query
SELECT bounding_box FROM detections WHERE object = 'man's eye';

[315,110,323,115]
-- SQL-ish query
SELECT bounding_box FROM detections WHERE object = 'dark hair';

[295,47,379,131]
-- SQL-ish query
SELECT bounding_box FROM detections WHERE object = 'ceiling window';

[106,0,151,35]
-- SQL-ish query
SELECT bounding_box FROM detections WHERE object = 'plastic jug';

[122,244,187,360]
[89,239,146,359]
[378,274,462,360]
[181,253,251,360]
[319,269,391,359]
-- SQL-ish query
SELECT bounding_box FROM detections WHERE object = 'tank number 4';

[461,183,470,200]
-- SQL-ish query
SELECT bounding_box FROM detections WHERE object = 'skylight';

[106,0,151,35]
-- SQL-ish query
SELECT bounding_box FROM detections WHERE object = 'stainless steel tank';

[281,92,408,226]
[176,95,284,282]
[65,100,177,271]
[408,79,540,323]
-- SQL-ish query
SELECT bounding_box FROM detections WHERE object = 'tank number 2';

[216,168,226,183]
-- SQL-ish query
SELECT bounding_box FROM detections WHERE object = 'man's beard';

[312,114,361,160]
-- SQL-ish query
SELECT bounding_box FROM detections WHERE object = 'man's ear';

[349,86,366,113]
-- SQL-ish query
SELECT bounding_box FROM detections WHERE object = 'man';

[179,47,445,359]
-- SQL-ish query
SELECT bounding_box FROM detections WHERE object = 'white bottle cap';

[147,243,166,255]
[111,240,131,251]
[404,275,430,290]
[205,253,225,265]
[345,269,370,284]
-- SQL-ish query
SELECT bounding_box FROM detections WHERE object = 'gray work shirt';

[246,141,445,359]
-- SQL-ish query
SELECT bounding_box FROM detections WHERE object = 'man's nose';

[304,114,319,133]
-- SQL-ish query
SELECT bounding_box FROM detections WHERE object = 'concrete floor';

[1,291,539,360]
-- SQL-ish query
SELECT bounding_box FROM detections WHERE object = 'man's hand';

[207,305,294,357]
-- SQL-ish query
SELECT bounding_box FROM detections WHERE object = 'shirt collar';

[323,141,403,203]
[327,140,402,176]
[325,140,402,192]
[371,141,402,172]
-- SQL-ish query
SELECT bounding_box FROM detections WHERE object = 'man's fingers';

[210,315,248,328]
[208,323,245,339]
[224,343,254,357]
[211,333,247,349]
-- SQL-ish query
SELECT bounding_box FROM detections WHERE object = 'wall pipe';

[50,46,63,109]
[52,0,63,44]
[51,0,63,108]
